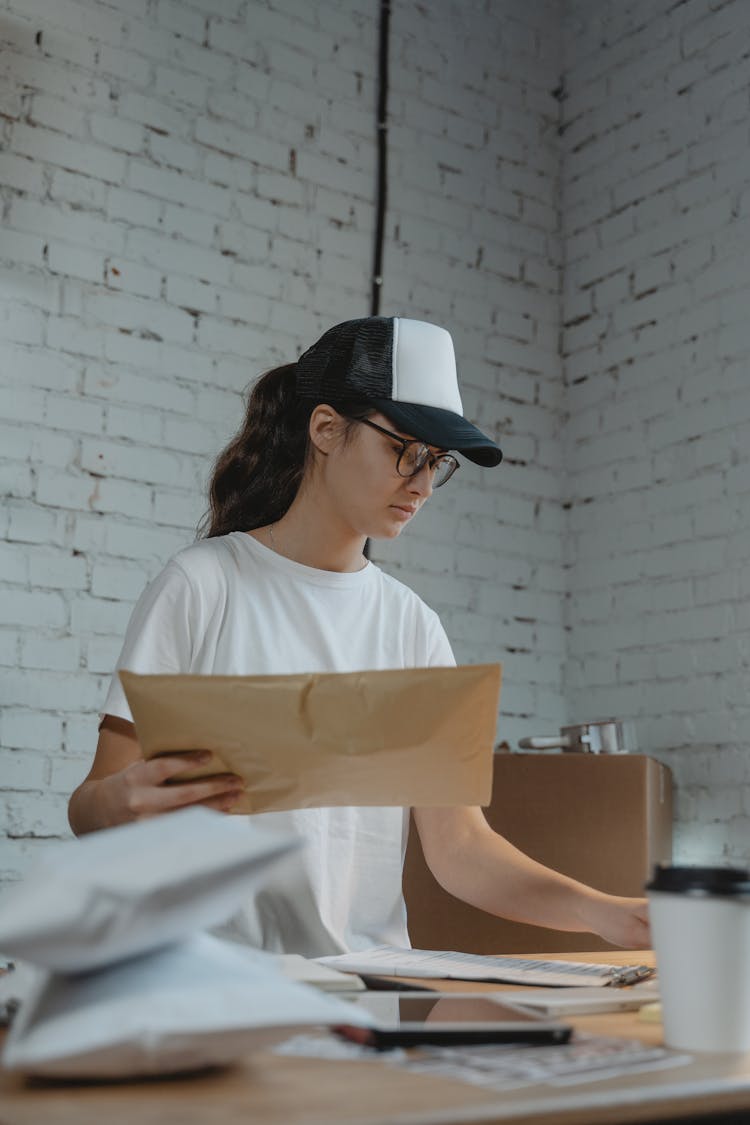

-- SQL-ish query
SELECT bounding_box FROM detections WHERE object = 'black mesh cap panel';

[295,317,393,403]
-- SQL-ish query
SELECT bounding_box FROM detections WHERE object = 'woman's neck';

[251,496,368,573]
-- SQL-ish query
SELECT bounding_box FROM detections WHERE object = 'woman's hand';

[582,894,651,949]
[93,752,246,827]
[69,715,245,834]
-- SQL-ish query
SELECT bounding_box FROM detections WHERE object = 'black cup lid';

[646,864,750,896]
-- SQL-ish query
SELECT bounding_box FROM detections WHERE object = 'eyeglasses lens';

[397,444,427,477]
[397,446,457,487]
[432,457,456,487]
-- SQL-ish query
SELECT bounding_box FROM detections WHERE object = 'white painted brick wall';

[0,0,566,883]
[563,0,750,867]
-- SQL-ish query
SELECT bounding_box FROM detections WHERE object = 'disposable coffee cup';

[646,865,750,1052]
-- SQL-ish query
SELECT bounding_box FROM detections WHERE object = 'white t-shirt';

[103,531,455,956]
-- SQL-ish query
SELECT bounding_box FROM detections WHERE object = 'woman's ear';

[308,404,343,456]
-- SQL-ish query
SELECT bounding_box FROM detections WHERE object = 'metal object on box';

[518,718,637,754]
[403,753,673,955]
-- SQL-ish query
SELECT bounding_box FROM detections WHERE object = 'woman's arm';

[413,805,650,949]
[68,715,245,836]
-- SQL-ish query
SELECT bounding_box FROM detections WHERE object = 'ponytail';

[200,365,311,538]
[199,364,372,539]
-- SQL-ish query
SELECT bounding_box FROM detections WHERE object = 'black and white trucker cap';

[295,316,503,467]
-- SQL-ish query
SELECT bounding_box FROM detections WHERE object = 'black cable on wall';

[370,0,391,317]
[365,1,391,561]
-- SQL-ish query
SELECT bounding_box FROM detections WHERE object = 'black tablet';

[336,991,573,1049]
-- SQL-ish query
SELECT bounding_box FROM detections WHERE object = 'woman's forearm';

[413,805,650,947]
[415,805,596,929]
[68,777,111,836]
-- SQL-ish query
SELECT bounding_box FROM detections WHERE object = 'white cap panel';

[391,318,464,413]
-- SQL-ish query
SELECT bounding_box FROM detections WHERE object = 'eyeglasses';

[356,417,460,488]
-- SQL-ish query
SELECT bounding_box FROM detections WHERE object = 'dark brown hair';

[199,363,372,538]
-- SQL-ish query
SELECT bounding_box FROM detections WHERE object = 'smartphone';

[336,991,572,1049]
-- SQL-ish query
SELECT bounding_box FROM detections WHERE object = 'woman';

[69,316,649,954]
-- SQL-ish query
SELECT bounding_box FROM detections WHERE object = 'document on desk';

[317,946,642,988]
[506,985,659,1015]
[276,1032,690,1093]
[278,954,366,992]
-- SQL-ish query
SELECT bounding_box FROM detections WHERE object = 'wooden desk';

[2,952,749,1125]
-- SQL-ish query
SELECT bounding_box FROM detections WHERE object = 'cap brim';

[373,400,503,468]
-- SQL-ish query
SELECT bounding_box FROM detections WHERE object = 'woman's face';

[314,409,440,540]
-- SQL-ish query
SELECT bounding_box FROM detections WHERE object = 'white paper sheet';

[505,985,660,1015]
[278,954,365,992]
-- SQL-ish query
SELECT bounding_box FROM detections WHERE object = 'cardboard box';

[403,753,673,954]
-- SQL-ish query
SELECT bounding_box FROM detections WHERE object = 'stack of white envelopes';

[0,808,370,1078]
